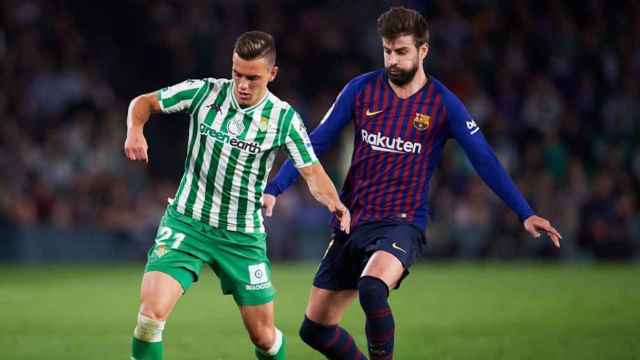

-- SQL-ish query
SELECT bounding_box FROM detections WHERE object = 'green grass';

[0,263,638,359]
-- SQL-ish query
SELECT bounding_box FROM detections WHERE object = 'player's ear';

[418,43,429,61]
[269,65,279,82]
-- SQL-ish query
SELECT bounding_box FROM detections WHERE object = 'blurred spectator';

[0,0,638,261]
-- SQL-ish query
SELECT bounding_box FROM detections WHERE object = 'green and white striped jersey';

[157,78,318,233]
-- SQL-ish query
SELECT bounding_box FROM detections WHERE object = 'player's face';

[232,53,278,107]
[382,35,428,86]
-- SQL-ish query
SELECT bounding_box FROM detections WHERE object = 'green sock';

[255,333,286,360]
[132,337,163,360]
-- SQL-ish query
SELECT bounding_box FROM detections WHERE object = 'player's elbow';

[298,163,322,180]
[132,92,162,114]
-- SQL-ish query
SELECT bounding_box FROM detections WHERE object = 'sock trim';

[133,313,165,343]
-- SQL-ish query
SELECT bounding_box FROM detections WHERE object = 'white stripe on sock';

[266,328,283,356]
[133,313,165,343]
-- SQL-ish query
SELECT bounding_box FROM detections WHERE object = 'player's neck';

[388,67,427,99]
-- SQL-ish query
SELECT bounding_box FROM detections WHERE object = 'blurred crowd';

[0,0,638,261]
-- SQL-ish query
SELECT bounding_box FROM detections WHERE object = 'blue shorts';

[313,220,426,290]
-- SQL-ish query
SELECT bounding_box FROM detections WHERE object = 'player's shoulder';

[427,75,472,125]
[344,69,385,94]
[264,92,299,116]
[262,94,303,134]
[204,77,233,90]
[188,77,233,89]
[168,77,218,93]
[428,75,466,110]
[176,77,209,85]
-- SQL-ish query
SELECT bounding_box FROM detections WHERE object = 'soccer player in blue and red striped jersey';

[263,7,562,359]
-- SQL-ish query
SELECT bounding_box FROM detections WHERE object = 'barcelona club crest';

[413,113,431,131]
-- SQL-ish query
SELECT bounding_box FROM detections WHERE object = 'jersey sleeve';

[264,78,358,196]
[445,92,535,221]
[283,111,319,168]
[156,79,206,114]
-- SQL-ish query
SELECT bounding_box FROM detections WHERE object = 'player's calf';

[132,271,183,359]
[252,327,285,360]
[249,325,276,351]
[240,302,286,359]
[358,276,394,360]
[299,316,368,359]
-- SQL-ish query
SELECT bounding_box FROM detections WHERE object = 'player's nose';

[387,54,398,66]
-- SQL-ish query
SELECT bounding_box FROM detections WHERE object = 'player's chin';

[237,95,253,105]
[389,73,412,86]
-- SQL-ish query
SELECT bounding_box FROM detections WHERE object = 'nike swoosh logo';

[366,109,384,116]
[392,242,407,254]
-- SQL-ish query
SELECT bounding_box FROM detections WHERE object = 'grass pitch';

[0,263,638,359]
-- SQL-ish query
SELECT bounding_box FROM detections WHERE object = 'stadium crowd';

[0,0,638,260]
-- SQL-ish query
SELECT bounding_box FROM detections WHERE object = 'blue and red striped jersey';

[265,69,534,230]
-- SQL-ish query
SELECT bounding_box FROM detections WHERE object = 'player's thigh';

[140,207,207,319]
[239,301,275,339]
[360,222,425,289]
[139,271,184,320]
[210,231,275,306]
[361,250,405,289]
[305,286,357,325]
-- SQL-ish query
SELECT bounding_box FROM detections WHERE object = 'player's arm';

[264,110,350,232]
[298,163,351,233]
[124,92,162,162]
[263,80,358,199]
[124,79,207,162]
[445,93,562,247]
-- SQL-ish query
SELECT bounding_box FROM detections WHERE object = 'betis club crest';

[259,117,269,132]
[413,113,431,131]
[154,244,168,258]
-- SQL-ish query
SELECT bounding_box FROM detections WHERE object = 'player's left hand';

[523,215,562,248]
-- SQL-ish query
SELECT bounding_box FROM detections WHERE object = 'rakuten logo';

[361,129,422,154]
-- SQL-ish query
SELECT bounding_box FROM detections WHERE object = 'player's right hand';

[334,202,351,234]
[124,130,149,163]
[262,194,277,217]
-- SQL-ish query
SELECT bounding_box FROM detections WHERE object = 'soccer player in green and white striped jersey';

[124,31,350,360]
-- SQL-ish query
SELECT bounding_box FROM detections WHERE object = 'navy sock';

[358,276,394,360]
[299,316,368,360]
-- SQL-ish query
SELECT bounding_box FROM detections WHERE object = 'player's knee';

[358,276,389,311]
[139,302,171,321]
[133,313,165,342]
[299,316,330,347]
